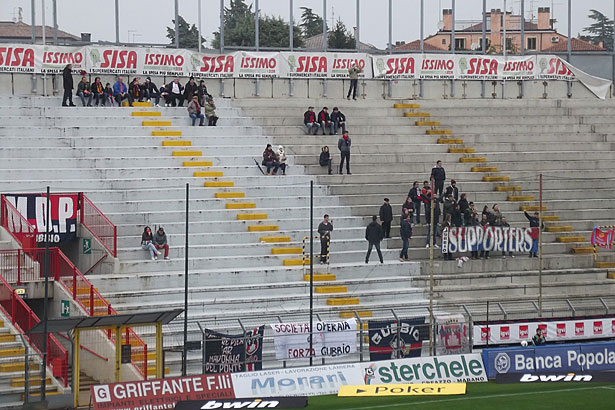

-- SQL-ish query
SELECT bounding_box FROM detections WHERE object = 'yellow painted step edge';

[172,150,202,157]
[216,192,246,198]
[248,225,278,232]
[162,140,191,147]
[237,213,267,220]
[271,247,303,255]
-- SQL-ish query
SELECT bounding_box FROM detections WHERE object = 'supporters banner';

[278,52,372,79]
[591,226,614,249]
[441,226,532,254]
[473,315,615,346]
[435,314,470,355]
[90,374,235,410]
[269,318,357,360]
[204,326,264,373]
[4,193,78,243]
[368,318,428,361]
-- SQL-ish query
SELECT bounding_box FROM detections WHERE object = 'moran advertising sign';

[482,342,615,378]
[441,226,533,254]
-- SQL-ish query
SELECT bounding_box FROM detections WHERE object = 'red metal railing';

[0,195,37,258]
[0,249,39,285]
[0,274,69,387]
[80,193,117,257]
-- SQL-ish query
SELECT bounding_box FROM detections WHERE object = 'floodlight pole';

[174,0,180,48]
[429,180,435,356]
[41,186,50,402]
[198,0,202,53]
[538,174,543,316]
[182,183,189,375]
[309,181,314,366]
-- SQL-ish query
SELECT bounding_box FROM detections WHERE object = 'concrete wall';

[1,73,609,100]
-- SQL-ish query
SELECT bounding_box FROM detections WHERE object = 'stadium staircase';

[234,97,615,320]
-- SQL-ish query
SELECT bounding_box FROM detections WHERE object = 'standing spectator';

[141,226,160,260]
[399,214,412,262]
[187,95,205,126]
[91,77,104,106]
[425,196,441,249]
[483,206,496,225]
[205,97,219,126]
[458,193,469,225]
[409,181,422,224]
[197,79,211,105]
[365,216,384,264]
[451,204,463,227]
[153,227,170,260]
[103,82,114,106]
[143,77,161,106]
[330,107,346,134]
[129,77,144,102]
[317,215,333,264]
[347,62,362,100]
[167,77,184,107]
[317,106,333,135]
[444,179,459,201]
[379,198,393,239]
[182,76,198,106]
[276,145,287,175]
[303,106,320,135]
[61,64,75,107]
[319,146,332,175]
[338,131,351,175]
[113,77,133,107]
[441,215,454,260]
[421,181,431,225]
[401,197,415,223]
[443,195,456,221]
[76,76,92,107]
[492,204,503,226]
[479,215,490,259]
[467,202,478,226]
[501,216,514,258]
[524,211,543,258]
[262,144,280,175]
[430,160,446,200]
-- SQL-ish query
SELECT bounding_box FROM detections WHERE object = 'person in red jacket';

[317,107,333,135]
[303,106,320,135]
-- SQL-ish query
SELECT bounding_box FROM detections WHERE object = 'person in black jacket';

[379,198,393,238]
[365,216,384,264]
[303,106,320,135]
[317,215,333,264]
[317,107,333,135]
[143,77,161,106]
[458,193,469,225]
[401,197,415,224]
[197,80,211,105]
[338,131,351,175]
[409,181,422,224]
[330,107,346,134]
[425,196,441,248]
[430,160,446,200]
[524,210,544,258]
[444,179,459,201]
[319,146,332,175]
[61,64,75,106]
[399,214,412,262]
[500,217,515,258]
[182,76,198,107]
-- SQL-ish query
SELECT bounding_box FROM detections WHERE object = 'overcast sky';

[3,0,614,48]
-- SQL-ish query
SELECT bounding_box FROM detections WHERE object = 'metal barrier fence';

[80,193,118,258]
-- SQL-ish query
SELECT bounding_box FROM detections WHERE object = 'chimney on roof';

[491,9,502,33]
[443,9,452,31]
[538,7,551,30]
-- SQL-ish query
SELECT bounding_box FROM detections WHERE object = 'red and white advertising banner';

[86,46,139,75]
[473,316,615,346]
[140,48,192,76]
[188,52,235,78]
[234,51,279,78]
[420,53,456,79]
[279,52,372,79]
[372,54,420,79]
[90,374,235,410]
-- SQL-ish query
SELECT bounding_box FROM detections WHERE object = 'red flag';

[591,227,614,249]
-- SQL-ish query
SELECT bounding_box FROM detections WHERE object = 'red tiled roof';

[542,37,605,52]
[0,21,79,40]
[393,39,443,52]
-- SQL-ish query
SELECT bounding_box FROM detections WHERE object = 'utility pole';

[429,180,435,356]
[538,174,543,316]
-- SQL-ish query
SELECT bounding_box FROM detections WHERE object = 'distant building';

[395,7,603,53]
[0,19,81,45]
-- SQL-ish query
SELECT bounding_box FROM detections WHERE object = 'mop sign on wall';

[441,226,533,254]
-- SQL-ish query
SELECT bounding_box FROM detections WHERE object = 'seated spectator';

[319,146,332,175]
[113,76,133,107]
[317,106,333,135]
[159,84,171,106]
[103,82,114,106]
[76,76,92,107]
[276,145,288,175]
[141,226,160,260]
[91,77,104,106]
[153,227,170,260]
[303,106,320,135]
[205,97,218,126]
[143,77,160,106]
[330,107,346,135]
[197,79,212,105]
[166,77,184,107]
[262,144,279,175]
[129,77,144,102]
[187,95,205,126]
[182,76,198,107]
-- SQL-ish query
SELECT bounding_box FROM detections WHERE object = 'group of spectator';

[141,226,169,261]
[304,106,347,136]
[261,144,287,176]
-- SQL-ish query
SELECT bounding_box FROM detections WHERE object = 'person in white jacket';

[276,145,288,175]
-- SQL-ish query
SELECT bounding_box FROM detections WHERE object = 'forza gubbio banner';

[441,226,533,254]
[269,318,357,360]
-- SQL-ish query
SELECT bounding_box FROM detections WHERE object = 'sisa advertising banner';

[278,52,372,79]
[269,319,357,360]
[90,374,235,410]
[3,193,78,243]
[204,326,264,373]
[473,315,615,346]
